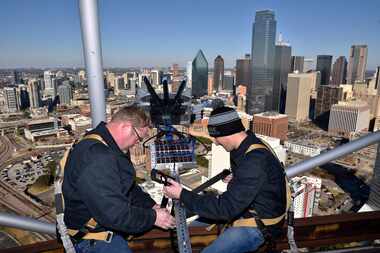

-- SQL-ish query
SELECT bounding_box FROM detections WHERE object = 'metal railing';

[286,131,380,177]
[0,213,55,235]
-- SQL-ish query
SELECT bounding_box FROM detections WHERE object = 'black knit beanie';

[207,106,245,137]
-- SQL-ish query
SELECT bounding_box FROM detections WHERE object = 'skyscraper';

[191,50,208,98]
[290,56,304,73]
[44,70,54,89]
[58,83,73,105]
[247,10,276,115]
[114,76,125,95]
[213,55,224,91]
[207,73,213,96]
[78,70,86,82]
[376,67,380,91]
[285,73,316,122]
[331,56,347,86]
[303,59,314,72]
[150,70,161,86]
[27,79,41,108]
[315,85,343,129]
[347,45,368,84]
[186,61,192,88]
[13,70,23,84]
[129,78,137,96]
[105,72,116,89]
[4,87,19,112]
[235,54,251,87]
[51,77,58,96]
[171,64,180,82]
[316,55,333,85]
[274,43,291,112]
[19,85,30,110]
[328,101,370,138]
[122,72,135,89]
[223,72,234,90]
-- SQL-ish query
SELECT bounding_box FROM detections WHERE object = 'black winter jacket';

[180,131,287,234]
[62,122,156,234]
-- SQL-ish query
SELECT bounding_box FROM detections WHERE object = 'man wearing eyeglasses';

[63,105,175,253]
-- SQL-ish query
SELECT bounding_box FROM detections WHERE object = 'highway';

[0,135,59,242]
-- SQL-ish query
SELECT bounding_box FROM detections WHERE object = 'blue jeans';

[74,234,132,253]
[201,227,265,253]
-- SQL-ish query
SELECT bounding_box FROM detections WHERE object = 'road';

[0,136,13,164]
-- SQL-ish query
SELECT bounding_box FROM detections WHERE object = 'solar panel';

[150,138,196,171]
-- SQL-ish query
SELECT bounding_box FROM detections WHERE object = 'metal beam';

[0,212,55,235]
[286,131,380,178]
[79,0,106,127]
[5,211,380,252]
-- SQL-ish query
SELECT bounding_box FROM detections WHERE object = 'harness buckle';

[105,231,113,243]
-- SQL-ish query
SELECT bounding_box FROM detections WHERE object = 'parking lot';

[0,150,64,191]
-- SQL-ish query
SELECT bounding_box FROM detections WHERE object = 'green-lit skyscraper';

[191,50,208,98]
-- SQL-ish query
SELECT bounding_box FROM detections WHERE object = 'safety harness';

[230,140,298,252]
[232,143,291,226]
[55,134,114,253]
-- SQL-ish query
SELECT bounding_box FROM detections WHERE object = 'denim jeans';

[74,234,132,253]
[201,227,265,253]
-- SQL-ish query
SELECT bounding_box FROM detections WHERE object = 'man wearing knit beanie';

[164,106,287,253]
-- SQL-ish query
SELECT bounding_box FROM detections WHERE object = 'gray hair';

[111,105,150,127]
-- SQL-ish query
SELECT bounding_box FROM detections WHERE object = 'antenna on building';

[278,32,283,44]
[277,32,290,46]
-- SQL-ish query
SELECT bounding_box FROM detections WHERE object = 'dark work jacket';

[180,131,287,235]
[62,122,156,234]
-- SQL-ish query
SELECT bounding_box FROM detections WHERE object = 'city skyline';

[1,0,380,69]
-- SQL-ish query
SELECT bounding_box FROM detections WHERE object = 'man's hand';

[154,208,176,230]
[163,179,183,199]
[222,174,233,184]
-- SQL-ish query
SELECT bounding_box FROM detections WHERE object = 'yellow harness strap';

[58,134,108,178]
[84,218,98,230]
[232,142,291,228]
[60,134,113,242]
[82,134,108,146]
[67,229,113,242]
[244,143,268,154]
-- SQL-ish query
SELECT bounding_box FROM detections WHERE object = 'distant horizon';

[1,0,379,69]
[0,66,378,73]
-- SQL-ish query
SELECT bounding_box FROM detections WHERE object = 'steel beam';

[79,0,106,127]
[0,212,55,235]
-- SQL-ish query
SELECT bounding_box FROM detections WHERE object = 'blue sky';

[1,0,379,69]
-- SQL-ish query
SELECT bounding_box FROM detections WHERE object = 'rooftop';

[254,111,288,119]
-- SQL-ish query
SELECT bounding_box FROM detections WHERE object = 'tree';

[196,155,209,168]
[22,110,31,118]
[46,161,57,185]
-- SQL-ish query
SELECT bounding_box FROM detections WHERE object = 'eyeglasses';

[132,126,144,142]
